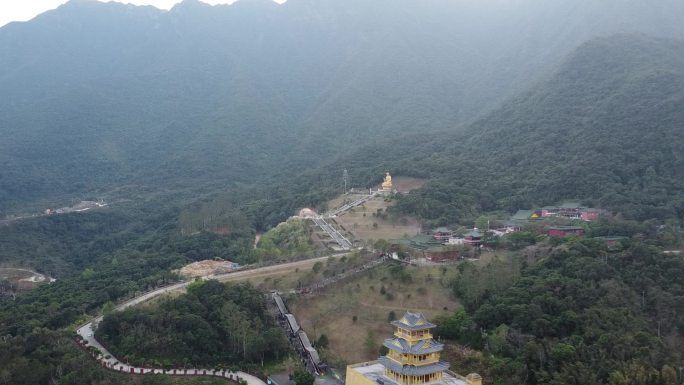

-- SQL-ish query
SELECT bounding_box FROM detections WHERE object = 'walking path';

[311,216,353,250]
[310,193,377,250]
[77,321,260,383]
[301,255,387,294]
[76,284,264,385]
[324,194,374,218]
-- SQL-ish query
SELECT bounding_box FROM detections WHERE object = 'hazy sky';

[0,0,286,28]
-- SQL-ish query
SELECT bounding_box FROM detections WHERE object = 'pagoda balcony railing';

[394,330,432,341]
[445,370,468,382]
[387,352,439,366]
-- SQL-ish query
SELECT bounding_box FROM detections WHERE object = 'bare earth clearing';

[178,260,237,278]
[0,267,52,290]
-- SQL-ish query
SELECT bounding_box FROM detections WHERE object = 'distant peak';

[231,0,281,8]
[171,0,210,10]
[62,0,100,7]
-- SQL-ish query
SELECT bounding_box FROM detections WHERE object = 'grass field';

[330,196,421,242]
[287,264,460,366]
[215,255,342,290]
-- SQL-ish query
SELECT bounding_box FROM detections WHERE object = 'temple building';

[432,227,452,241]
[463,228,482,247]
[345,312,482,385]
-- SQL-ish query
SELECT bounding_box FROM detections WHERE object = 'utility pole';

[343,169,348,194]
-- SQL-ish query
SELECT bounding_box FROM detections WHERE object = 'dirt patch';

[178,260,237,278]
[0,267,52,292]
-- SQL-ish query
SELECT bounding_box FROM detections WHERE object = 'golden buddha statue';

[382,172,393,191]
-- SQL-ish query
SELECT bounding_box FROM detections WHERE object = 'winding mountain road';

[76,254,348,382]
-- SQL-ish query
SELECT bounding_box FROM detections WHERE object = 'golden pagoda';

[381,172,393,192]
[345,312,482,385]
[379,312,447,385]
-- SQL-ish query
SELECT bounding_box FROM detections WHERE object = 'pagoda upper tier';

[391,312,436,331]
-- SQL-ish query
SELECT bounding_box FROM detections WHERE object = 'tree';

[365,331,377,356]
[81,268,95,280]
[291,368,315,385]
[316,334,329,349]
[374,239,390,253]
[102,301,115,316]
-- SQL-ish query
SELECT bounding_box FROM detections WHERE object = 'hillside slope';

[329,35,684,224]
[2,0,684,211]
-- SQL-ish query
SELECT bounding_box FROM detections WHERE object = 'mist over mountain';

[3,3,684,384]
[341,34,684,224]
[2,0,684,210]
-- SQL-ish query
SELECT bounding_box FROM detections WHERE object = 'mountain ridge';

[384,34,684,223]
[2,1,684,212]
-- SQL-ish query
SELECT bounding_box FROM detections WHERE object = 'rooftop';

[391,311,436,330]
[383,337,444,355]
[511,210,534,221]
[464,228,481,238]
[379,357,449,376]
[394,234,446,251]
[348,362,467,385]
[549,226,584,230]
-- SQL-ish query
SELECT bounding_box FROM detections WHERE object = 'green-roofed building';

[392,234,460,262]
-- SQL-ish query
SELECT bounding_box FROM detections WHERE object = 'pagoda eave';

[390,320,436,331]
[383,338,444,355]
[378,357,450,376]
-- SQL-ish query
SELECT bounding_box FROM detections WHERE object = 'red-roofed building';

[548,226,585,237]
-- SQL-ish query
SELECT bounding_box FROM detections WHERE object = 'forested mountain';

[96,281,288,367]
[2,2,684,384]
[2,0,684,211]
[309,34,684,225]
[440,239,684,385]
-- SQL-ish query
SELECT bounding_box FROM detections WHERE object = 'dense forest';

[2,0,684,212]
[435,233,684,385]
[179,35,684,233]
[1,2,684,385]
[0,329,230,385]
[333,35,684,226]
[96,280,288,368]
[0,200,257,384]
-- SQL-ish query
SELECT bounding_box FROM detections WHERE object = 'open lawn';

[287,264,460,366]
[332,196,420,242]
[214,255,346,290]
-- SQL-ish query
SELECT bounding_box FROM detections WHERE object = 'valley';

[0,1,683,385]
